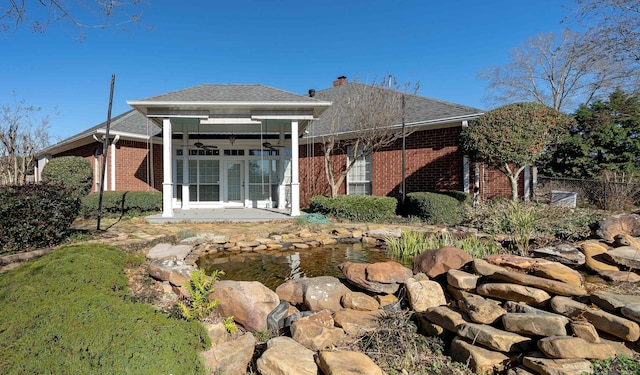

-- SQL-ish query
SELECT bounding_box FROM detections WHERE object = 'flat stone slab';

[550,296,640,342]
[502,312,569,336]
[523,355,592,375]
[147,243,192,260]
[531,244,585,267]
[457,322,533,353]
[537,336,616,360]
[451,337,508,374]
[423,305,467,333]
[604,246,640,269]
[621,303,640,324]
[458,293,506,324]
[476,282,551,306]
[447,269,480,290]
[490,269,587,297]
[590,293,640,312]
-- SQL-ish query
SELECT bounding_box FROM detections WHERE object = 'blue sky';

[1,0,574,141]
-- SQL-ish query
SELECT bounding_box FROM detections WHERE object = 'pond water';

[197,243,411,290]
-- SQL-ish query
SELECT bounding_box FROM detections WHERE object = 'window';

[248,159,277,200]
[347,146,372,195]
[188,159,220,202]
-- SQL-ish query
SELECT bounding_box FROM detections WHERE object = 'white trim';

[251,115,317,120]
[290,120,300,216]
[200,118,262,125]
[181,128,190,209]
[96,129,152,141]
[162,119,174,217]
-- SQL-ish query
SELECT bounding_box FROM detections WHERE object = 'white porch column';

[162,118,174,217]
[110,136,119,191]
[290,120,301,216]
[181,125,190,209]
[277,125,286,209]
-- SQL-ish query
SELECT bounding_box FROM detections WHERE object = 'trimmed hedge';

[80,191,162,218]
[0,183,80,254]
[405,191,466,225]
[41,156,93,201]
[309,195,397,222]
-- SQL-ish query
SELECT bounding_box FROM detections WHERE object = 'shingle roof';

[310,83,484,136]
[136,84,323,103]
[38,110,158,156]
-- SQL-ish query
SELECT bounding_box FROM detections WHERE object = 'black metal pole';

[97,74,116,231]
[401,94,406,204]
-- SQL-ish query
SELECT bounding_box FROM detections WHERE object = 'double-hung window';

[347,146,372,195]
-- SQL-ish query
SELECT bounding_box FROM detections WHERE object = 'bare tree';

[0,95,52,185]
[481,30,634,112]
[318,77,416,198]
[1,0,149,39]
[571,0,640,61]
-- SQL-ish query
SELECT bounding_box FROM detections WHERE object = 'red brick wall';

[53,140,162,192]
[298,126,465,206]
[475,162,527,201]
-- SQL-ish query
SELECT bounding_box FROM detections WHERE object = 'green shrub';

[41,156,93,200]
[80,190,162,218]
[176,268,223,322]
[385,230,501,259]
[0,183,80,254]
[309,195,397,222]
[405,192,465,225]
[0,244,209,374]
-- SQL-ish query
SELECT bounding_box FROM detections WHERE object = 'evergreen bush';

[405,192,465,225]
[0,183,79,254]
[0,244,210,374]
[41,156,93,200]
[80,191,162,218]
[309,195,397,222]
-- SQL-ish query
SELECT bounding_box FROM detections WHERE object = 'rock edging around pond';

[145,219,640,375]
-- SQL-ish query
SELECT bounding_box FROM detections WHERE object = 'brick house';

[36,80,531,218]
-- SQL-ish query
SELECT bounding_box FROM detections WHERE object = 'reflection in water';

[197,243,409,290]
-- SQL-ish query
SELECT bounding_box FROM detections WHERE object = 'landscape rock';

[256,336,317,375]
[367,228,402,239]
[148,257,196,283]
[413,246,472,278]
[590,293,640,312]
[599,271,640,283]
[490,269,587,297]
[316,350,385,375]
[338,261,410,294]
[506,367,536,375]
[594,213,640,242]
[290,310,345,350]
[405,277,447,312]
[423,305,467,333]
[579,240,619,273]
[341,291,379,311]
[146,243,192,260]
[570,320,600,343]
[550,296,640,342]
[204,321,229,347]
[522,355,593,375]
[485,254,583,286]
[333,309,382,335]
[458,292,507,324]
[447,269,480,290]
[451,337,509,374]
[621,303,640,324]
[211,280,280,332]
[202,333,255,375]
[476,282,551,306]
[604,246,640,269]
[276,276,350,312]
[530,244,585,267]
[502,312,569,336]
[473,258,507,276]
[537,336,616,360]
[457,322,533,353]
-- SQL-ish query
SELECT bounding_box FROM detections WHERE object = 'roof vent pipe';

[333,76,348,86]
[308,89,316,97]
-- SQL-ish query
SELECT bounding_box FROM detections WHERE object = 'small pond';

[197,243,411,290]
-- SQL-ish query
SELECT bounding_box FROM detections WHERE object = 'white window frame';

[346,146,372,195]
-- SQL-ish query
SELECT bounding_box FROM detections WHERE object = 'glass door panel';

[226,162,242,202]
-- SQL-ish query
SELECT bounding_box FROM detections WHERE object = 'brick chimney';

[332,76,348,87]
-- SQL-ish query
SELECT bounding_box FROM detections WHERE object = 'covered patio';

[127,84,331,219]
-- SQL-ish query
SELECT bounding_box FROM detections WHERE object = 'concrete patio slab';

[146,208,294,223]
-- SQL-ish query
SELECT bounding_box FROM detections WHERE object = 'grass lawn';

[0,243,210,375]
